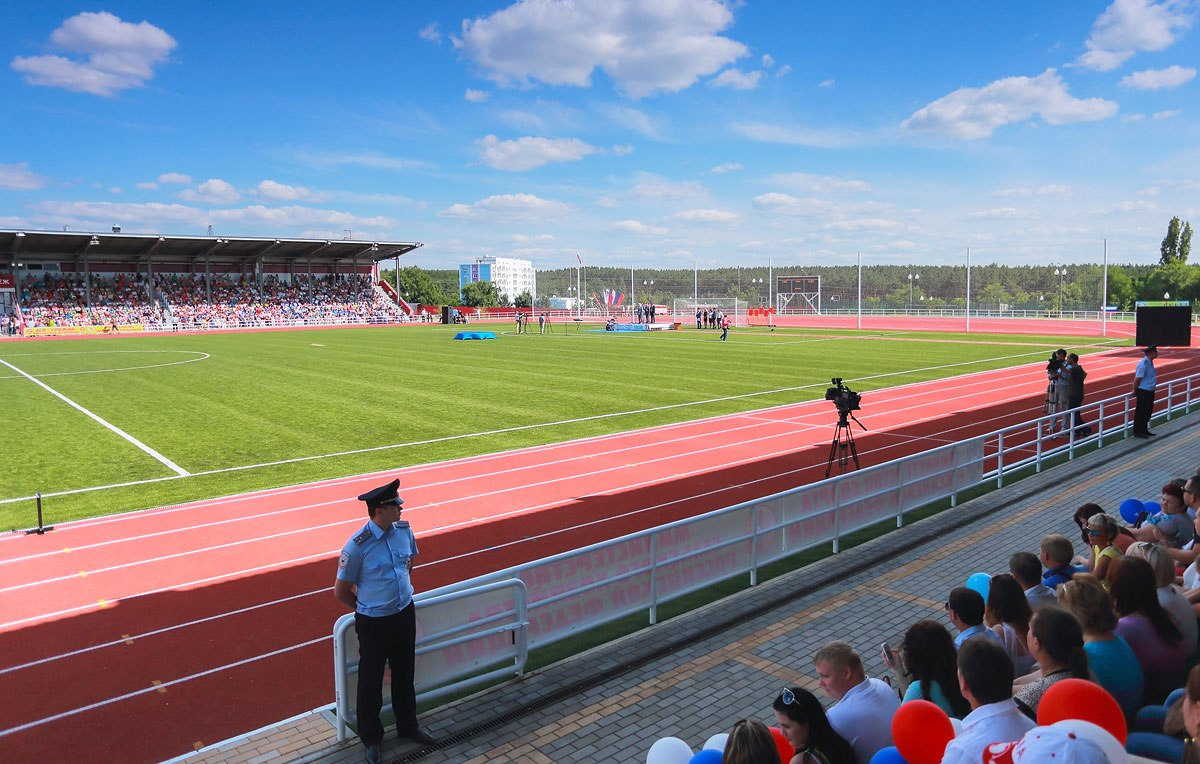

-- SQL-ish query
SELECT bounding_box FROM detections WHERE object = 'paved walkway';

[174,414,1199,764]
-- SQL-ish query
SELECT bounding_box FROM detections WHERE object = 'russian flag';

[603,289,625,306]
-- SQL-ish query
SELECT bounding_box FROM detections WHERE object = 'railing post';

[24,492,54,536]
[749,504,759,587]
[996,432,1004,488]
[648,534,658,625]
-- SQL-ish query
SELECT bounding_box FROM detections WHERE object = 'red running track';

[0,346,1194,763]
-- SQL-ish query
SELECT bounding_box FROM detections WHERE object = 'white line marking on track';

[0,350,209,378]
[0,635,326,739]
[0,357,190,477]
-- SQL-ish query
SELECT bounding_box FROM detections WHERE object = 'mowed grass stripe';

[0,326,1125,528]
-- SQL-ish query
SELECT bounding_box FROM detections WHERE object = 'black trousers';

[1067,393,1085,429]
[355,602,418,746]
[1134,388,1155,434]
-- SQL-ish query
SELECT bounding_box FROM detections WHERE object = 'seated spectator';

[1127,540,1198,653]
[939,638,1036,764]
[772,686,856,764]
[1182,665,1200,764]
[812,641,899,763]
[724,719,783,764]
[1073,503,1135,553]
[1133,484,1193,549]
[1057,573,1144,718]
[1013,605,1089,716]
[946,587,1002,649]
[1111,556,1189,705]
[1038,534,1082,589]
[984,574,1035,677]
[1079,513,1122,586]
[886,620,969,718]
[1009,551,1056,610]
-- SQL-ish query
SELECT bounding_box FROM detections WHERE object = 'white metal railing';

[330,370,1200,737]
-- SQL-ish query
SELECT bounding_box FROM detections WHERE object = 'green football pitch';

[0,324,1126,529]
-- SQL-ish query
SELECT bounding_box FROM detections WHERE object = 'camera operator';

[1044,349,1068,437]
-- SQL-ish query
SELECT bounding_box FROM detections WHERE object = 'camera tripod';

[825,408,867,478]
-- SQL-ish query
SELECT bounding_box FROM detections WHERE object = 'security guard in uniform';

[334,478,434,763]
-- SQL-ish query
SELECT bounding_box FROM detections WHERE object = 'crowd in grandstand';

[684,477,1200,763]
[14,272,407,331]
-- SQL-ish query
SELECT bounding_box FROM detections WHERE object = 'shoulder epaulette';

[393,520,410,530]
[353,528,373,544]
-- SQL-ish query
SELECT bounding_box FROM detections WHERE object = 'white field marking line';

[0,358,189,478]
[0,495,347,566]
[0,587,326,675]
[0,635,327,740]
[0,548,334,631]
[0,515,350,596]
[0,343,1086,507]
[0,350,209,379]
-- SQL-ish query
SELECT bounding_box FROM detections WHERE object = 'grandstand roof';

[0,229,422,269]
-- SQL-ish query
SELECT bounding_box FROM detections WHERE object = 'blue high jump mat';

[453,331,496,340]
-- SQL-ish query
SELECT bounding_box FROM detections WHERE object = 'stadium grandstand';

[0,229,423,335]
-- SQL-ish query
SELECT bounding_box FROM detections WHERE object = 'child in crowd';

[1080,513,1122,587]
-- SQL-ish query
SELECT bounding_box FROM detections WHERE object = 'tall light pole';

[1055,266,1067,313]
[751,277,764,306]
[643,279,653,302]
[908,272,919,311]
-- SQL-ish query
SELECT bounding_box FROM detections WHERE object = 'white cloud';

[455,0,748,98]
[751,193,825,214]
[822,218,902,232]
[179,179,240,204]
[710,68,762,90]
[1153,109,1182,119]
[1120,64,1197,89]
[629,177,706,201]
[419,22,441,43]
[1114,199,1158,213]
[666,209,739,223]
[292,151,433,172]
[608,219,667,235]
[969,207,1032,220]
[477,135,601,171]
[510,233,556,244]
[732,121,859,148]
[158,172,191,184]
[136,181,157,190]
[993,185,1073,198]
[761,54,774,68]
[11,11,176,96]
[612,144,634,156]
[1076,0,1195,71]
[440,193,573,222]
[817,78,835,88]
[709,163,743,174]
[0,162,49,190]
[464,88,489,102]
[768,172,872,194]
[256,180,311,201]
[901,69,1118,140]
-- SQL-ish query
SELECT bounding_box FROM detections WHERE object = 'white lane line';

[0,358,189,477]
[0,636,326,739]
[0,587,326,675]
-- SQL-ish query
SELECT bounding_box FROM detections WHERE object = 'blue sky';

[2,1,1197,270]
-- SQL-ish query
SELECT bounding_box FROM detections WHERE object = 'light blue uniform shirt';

[1136,356,1157,390]
[337,520,418,617]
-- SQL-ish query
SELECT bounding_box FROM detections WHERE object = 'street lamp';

[908,272,920,311]
[643,279,654,301]
[1054,267,1067,313]
[751,277,764,306]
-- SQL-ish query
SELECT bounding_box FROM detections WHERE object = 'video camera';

[825,377,862,413]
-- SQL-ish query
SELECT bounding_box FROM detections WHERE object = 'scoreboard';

[1135,300,1192,347]
[777,276,819,293]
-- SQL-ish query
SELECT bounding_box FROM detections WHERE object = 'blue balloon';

[688,750,723,764]
[870,746,909,764]
[1144,500,1162,517]
[1119,498,1144,524]
[966,572,991,603]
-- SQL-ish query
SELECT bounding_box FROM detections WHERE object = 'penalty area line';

[0,357,189,477]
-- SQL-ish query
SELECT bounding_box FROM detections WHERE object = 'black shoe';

[1146,431,1157,436]
[400,728,435,745]
[1134,432,1150,439]
[364,743,381,764]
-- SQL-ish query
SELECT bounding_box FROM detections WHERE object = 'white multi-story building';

[458,256,536,303]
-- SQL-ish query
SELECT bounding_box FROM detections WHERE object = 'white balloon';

[703,733,729,751]
[647,736,694,764]
[1048,719,1128,763]
[949,717,963,736]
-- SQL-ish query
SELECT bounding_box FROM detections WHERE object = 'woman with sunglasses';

[773,687,856,764]
[1082,513,1122,587]
[1072,503,1135,553]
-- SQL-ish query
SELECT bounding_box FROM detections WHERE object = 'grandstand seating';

[17,272,407,330]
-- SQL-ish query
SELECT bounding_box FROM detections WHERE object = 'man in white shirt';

[941,638,1035,764]
[813,641,900,764]
[1009,552,1057,610]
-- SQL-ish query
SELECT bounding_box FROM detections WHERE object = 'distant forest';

[383,261,1197,312]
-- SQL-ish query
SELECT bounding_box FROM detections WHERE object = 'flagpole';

[965,246,972,334]
[630,265,635,321]
[1102,238,1108,338]
[576,255,582,319]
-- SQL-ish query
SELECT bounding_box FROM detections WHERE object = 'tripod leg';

[846,429,861,471]
[825,433,841,478]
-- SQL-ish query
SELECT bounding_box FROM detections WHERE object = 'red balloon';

[768,726,792,764]
[891,699,955,764]
[1036,678,1127,743]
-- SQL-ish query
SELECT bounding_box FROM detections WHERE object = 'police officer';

[1132,344,1158,438]
[334,478,434,763]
